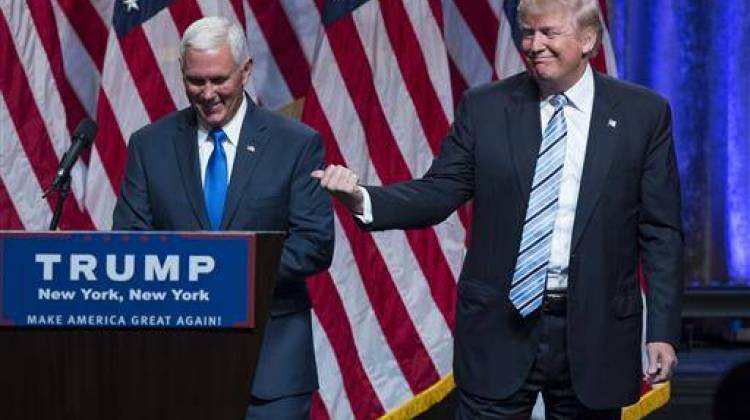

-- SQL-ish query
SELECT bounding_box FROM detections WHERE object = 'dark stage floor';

[418,349,750,420]
[647,348,750,420]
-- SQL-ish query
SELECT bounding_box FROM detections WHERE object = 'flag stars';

[123,0,140,12]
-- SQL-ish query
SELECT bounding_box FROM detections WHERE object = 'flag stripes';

[120,27,177,120]
[0,177,23,229]
[305,89,416,408]
[248,0,311,100]
[55,0,109,71]
[26,2,88,141]
[452,0,500,69]
[168,0,203,34]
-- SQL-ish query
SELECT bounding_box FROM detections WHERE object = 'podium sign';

[0,231,284,420]
[0,231,258,328]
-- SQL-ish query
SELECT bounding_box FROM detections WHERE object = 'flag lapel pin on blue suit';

[246,145,256,153]
[608,119,617,128]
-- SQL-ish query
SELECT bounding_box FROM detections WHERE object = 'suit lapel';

[507,77,543,205]
[173,110,211,229]
[221,101,271,229]
[571,72,621,249]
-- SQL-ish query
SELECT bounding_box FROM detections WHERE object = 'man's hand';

[311,164,365,214]
[644,342,678,384]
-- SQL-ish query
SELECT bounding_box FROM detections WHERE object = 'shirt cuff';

[354,186,373,224]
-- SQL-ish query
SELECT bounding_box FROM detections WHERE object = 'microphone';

[49,118,97,191]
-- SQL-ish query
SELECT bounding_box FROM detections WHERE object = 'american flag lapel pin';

[608,118,617,128]
[247,145,256,153]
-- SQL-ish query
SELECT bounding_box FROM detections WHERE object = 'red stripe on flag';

[458,202,473,245]
[118,27,177,121]
[26,1,90,137]
[303,91,440,393]
[409,224,458,331]
[379,1,449,155]
[590,0,610,73]
[93,92,129,194]
[326,13,456,332]
[168,0,203,36]
[0,179,24,230]
[339,197,441,394]
[310,391,332,420]
[248,0,311,99]
[598,0,611,25]
[56,0,108,71]
[308,271,385,419]
[0,13,94,230]
[428,0,444,34]
[448,57,469,109]
[313,0,325,14]
[590,48,607,73]
[451,0,499,68]
[230,0,247,31]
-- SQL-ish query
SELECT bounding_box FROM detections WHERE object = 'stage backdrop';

[609,0,750,287]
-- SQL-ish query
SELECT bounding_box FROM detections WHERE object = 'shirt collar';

[197,93,248,146]
[541,64,594,115]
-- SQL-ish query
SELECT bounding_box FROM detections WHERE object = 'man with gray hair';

[313,0,683,418]
[114,16,333,419]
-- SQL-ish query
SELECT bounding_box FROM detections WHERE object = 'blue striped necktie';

[509,94,568,317]
[204,128,228,230]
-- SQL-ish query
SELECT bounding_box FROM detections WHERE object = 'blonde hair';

[518,0,602,57]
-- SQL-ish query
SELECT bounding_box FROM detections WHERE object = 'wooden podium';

[0,232,284,420]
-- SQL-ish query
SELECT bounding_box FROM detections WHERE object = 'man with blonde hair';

[114,16,334,419]
[314,0,682,418]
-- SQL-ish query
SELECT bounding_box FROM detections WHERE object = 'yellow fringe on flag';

[621,382,671,420]
[378,373,669,420]
[379,373,456,420]
[278,97,306,119]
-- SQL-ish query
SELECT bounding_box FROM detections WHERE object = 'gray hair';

[518,0,602,57]
[179,16,249,66]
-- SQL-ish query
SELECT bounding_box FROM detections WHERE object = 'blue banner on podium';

[0,231,259,329]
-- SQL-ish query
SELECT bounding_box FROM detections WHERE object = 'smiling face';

[520,5,595,96]
[182,43,251,128]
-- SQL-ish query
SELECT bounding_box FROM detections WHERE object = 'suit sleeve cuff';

[354,186,373,224]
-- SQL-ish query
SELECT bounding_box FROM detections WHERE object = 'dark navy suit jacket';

[113,99,334,399]
[364,71,683,409]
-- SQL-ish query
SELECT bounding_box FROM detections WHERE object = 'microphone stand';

[44,175,71,231]
[42,118,97,230]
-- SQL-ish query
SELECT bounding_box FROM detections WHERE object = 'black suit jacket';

[364,71,683,409]
[113,99,334,399]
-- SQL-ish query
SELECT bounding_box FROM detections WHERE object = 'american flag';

[0,0,664,418]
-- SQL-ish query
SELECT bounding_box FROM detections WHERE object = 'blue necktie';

[510,94,568,317]
[204,128,228,230]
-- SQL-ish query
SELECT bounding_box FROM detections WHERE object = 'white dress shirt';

[197,95,248,186]
[543,64,594,290]
[358,66,595,291]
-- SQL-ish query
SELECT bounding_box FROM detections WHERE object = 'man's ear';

[240,58,253,85]
[581,28,597,56]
